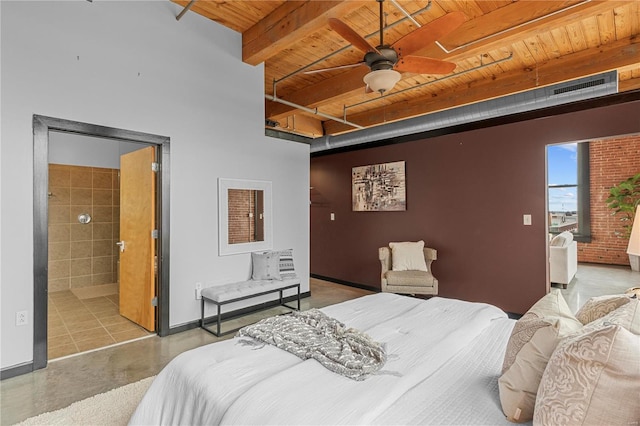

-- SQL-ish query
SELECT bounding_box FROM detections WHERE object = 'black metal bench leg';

[216,304,221,337]
[200,298,204,328]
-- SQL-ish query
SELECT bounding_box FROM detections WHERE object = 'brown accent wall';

[310,100,640,314]
[48,164,120,292]
[579,135,640,265]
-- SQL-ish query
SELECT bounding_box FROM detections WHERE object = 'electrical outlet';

[16,310,28,326]
[523,214,532,226]
[195,282,203,300]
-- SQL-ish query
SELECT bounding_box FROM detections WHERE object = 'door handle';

[116,241,126,253]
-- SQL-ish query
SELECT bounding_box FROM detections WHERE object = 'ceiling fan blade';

[328,18,380,54]
[392,11,466,57]
[304,62,366,75]
[395,55,456,74]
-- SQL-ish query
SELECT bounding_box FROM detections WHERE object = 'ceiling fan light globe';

[363,69,401,94]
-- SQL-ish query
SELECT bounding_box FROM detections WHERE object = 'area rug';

[17,376,154,426]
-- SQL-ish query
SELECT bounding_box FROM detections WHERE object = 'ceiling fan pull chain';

[379,0,384,46]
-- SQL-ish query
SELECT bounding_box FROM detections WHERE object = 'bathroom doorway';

[33,115,170,370]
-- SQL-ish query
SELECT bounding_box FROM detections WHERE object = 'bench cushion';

[202,278,300,304]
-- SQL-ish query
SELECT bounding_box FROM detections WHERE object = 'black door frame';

[32,115,171,371]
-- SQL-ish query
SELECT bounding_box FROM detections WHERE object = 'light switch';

[330,213,335,221]
[523,214,532,225]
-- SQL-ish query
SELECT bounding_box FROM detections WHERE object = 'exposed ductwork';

[307,71,618,153]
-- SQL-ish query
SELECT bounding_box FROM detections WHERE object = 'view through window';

[547,142,590,240]
[548,143,578,233]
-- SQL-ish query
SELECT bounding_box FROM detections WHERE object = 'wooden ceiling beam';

[265,0,629,120]
[414,0,630,60]
[242,1,365,66]
[620,76,640,92]
[274,114,324,138]
[323,35,640,134]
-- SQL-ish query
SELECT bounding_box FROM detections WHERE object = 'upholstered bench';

[200,249,300,336]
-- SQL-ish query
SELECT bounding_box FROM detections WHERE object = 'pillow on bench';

[251,251,282,281]
[251,249,298,281]
[277,249,297,280]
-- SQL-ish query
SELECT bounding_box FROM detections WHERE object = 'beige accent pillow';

[575,294,631,325]
[389,241,427,272]
[583,297,639,335]
[501,290,580,373]
[499,290,582,422]
[533,325,640,426]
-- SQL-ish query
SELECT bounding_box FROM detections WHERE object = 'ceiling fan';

[318,0,465,94]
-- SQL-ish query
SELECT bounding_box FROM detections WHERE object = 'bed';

[129,293,517,425]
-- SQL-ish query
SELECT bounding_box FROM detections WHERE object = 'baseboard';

[167,291,311,335]
[312,275,524,317]
[1,361,34,380]
[310,274,379,292]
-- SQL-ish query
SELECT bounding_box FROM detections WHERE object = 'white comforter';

[129,293,515,425]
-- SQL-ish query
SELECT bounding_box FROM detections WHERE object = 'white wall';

[49,132,144,169]
[0,1,309,370]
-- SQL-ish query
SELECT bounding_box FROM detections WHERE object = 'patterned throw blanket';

[236,309,387,380]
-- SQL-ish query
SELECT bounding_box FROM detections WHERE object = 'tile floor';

[48,289,152,360]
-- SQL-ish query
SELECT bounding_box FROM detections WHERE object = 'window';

[547,142,591,242]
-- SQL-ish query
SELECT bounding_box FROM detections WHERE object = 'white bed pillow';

[389,241,427,272]
[251,251,282,281]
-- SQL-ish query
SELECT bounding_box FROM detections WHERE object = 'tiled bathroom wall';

[48,164,120,292]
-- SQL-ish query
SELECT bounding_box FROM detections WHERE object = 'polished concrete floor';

[0,278,372,425]
[556,262,639,313]
[2,266,637,425]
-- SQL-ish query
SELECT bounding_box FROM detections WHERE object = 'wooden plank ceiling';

[173,0,640,138]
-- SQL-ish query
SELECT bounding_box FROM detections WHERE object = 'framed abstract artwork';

[352,161,406,211]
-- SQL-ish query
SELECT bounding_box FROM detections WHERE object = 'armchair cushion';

[389,240,428,271]
[386,270,436,287]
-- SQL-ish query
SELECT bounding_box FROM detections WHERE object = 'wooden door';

[119,146,156,331]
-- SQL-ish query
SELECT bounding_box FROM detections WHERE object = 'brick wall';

[228,189,256,244]
[578,135,640,265]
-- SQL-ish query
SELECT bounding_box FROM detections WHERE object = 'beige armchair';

[379,246,438,296]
